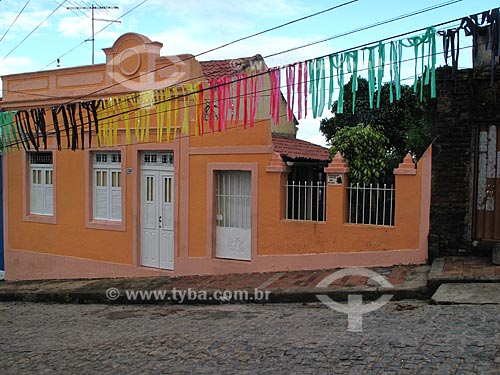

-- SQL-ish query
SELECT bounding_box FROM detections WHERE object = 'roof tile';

[199,55,264,80]
[272,135,330,162]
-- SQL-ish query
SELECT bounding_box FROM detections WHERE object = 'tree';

[329,123,389,184]
[320,77,432,175]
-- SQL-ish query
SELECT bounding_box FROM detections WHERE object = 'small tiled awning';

[272,135,330,162]
[199,55,264,80]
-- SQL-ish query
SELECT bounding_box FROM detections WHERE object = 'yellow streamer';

[111,98,119,146]
[172,86,178,140]
[119,95,132,145]
[156,89,168,142]
[182,84,193,134]
[165,89,172,142]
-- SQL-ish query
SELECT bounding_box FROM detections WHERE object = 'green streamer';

[0,113,4,154]
[402,27,437,101]
[377,41,385,108]
[328,55,334,111]
[332,53,345,114]
[317,57,326,118]
[363,45,377,109]
[309,58,317,117]
[346,51,358,114]
[429,27,436,98]
[389,41,403,103]
[0,111,17,152]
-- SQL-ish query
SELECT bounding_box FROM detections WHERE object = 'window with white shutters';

[29,152,54,216]
[93,152,122,221]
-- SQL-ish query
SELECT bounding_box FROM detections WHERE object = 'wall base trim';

[5,247,427,281]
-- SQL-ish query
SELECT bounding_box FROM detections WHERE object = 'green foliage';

[330,123,389,184]
[319,77,432,180]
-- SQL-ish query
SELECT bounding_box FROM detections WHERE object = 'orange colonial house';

[1,33,430,280]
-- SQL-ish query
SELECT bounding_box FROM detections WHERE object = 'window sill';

[282,219,327,224]
[86,219,125,231]
[24,214,57,225]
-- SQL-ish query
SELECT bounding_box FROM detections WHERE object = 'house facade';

[2,33,430,280]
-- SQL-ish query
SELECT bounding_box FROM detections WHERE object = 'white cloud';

[0,56,35,76]
[296,117,329,147]
[0,56,36,91]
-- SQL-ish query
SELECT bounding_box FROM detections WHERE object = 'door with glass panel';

[140,152,174,270]
[215,170,252,260]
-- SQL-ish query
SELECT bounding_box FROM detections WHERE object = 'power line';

[0,0,31,44]
[1,0,68,62]
[0,40,481,152]
[264,0,463,59]
[40,0,148,71]
[36,0,355,78]
[190,0,358,61]
[10,0,453,107]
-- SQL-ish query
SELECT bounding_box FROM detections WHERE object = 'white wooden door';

[140,152,174,270]
[215,171,252,260]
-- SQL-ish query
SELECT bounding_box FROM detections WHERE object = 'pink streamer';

[209,79,216,133]
[286,64,296,121]
[269,68,281,126]
[243,75,248,129]
[235,74,243,124]
[303,61,308,118]
[298,62,303,120]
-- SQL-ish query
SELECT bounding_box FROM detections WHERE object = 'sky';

[0,0,499,146]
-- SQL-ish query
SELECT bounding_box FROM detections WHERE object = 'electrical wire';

[0,40,482,151]
[39,0,149,71]
[4,0,464,109]
[0,0,31,44]
[1,0,68,62]
[11,0,358,99]
[264,0,463,59]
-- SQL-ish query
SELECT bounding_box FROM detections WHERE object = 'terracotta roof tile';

[199,55,264,80]
[272,135,330,162]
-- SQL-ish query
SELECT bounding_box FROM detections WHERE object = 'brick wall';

[430,66,500,256]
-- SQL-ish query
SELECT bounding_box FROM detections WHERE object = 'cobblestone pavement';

[1,301,499,374]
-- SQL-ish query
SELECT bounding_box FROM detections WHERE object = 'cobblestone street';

[1,301,499,374]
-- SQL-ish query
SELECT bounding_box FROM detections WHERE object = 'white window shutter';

[92,155,122,221]
[110,187,121,221]
[94,183,109,220]
[29,153,54,216]
[44,185,54,216]
[30,181,43,215]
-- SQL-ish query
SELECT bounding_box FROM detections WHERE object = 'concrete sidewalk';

[428,256,500,289]
[0,265,430,304]
[0,257,498,305]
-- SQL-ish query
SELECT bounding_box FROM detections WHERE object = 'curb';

[0,285,431,305]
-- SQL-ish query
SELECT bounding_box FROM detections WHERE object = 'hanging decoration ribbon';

[389,40,402,103]
[7,13,499,153]
[286,63,296,121]
[269,67,281,126]
[402,26,437,101]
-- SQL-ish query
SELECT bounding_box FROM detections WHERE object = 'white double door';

[140,166,174,270]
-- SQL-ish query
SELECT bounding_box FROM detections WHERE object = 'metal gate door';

[215,171,252,260]
[474,124,500,240]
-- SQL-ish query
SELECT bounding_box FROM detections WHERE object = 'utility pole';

[66,3,120,64]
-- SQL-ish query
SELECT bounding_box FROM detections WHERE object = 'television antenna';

[66,4,121,64]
